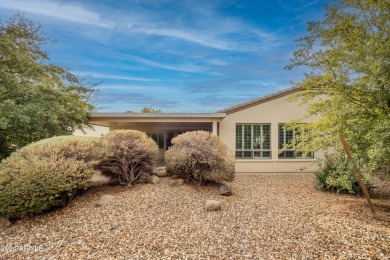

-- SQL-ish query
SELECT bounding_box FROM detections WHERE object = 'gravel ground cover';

[1,173,389,259]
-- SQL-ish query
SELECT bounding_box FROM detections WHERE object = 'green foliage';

[96,130,159,185]
[140,107,162,113]
[0,136,101,219]
[0,14,96,161]
[315,154,372,195]
[286,0,390,179]
[165,131,235,184]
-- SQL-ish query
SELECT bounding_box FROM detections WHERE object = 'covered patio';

[89,112,226,163]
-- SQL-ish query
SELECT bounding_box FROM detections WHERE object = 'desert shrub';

[96,130,159,185]
[0,136,101,219]
[165,131,235,184]
[315,154,372,195]
[16,135,104,163]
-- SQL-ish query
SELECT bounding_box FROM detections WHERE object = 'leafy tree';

[140,106,162,113]
[0,14,95,160]
[286,0,390,179]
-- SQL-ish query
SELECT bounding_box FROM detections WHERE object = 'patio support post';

[212,120,218,136]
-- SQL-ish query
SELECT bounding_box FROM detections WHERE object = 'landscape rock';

[148,175,160,184]
[219,185,232,196]
[0,218,11,229]
[205,200,222,211]
[169,178,184,186]
[95,194,115,207]
[156,167,168,177]
[154,167,168,177]
[111,223,120,230]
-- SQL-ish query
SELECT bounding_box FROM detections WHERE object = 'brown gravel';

[1,173,389,259]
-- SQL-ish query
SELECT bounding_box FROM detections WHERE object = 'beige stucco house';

[75,87,320,173]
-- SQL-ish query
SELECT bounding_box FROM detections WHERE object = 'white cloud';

[0,0,276,51]
[75,71,158,82]
[97,84,167,92]
[128,55,204,73]
[129,25,235,51]
[0,0,114,28]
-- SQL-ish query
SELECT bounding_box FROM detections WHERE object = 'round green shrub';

[96,130,159,185]
[165,131,235,184]
[315,154,372,195]
[0,136,101,219]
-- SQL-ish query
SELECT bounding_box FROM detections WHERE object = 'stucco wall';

[219,93,321,173]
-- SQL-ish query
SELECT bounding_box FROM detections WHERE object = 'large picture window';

[236,124,271,159]
[278,124,313,159]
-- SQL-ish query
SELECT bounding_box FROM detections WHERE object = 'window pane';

[236,125,242,149]
[279,124,313,159]
[244,125,252,149]
[285,129,294,145]
[254,151,261,158]
[236,124,272,160]
[285,150,294,158]
[253,125,261,149]
[262,125,271,149]
[243,151,252,158]
[262,151,271,158]
[278,124,285,149]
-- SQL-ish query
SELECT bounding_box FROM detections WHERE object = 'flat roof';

[90,112,226,118]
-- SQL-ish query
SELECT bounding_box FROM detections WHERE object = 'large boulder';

[95,194,115,207]
[219,185,232,196]
[205,200,222,211]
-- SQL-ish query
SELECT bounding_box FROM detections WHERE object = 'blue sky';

[0,0,326,112]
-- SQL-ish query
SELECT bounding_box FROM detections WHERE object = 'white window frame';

[236,124,271,159]
[278,124,313,159]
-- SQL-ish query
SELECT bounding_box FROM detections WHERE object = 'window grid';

[236,124,271,159]
[278,124,313,159]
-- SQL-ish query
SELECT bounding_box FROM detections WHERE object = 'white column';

[212,120,218,135]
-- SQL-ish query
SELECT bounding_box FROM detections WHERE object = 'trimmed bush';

[16,135,104,163]
[96,130,159,185]
[165,131,235,184]
[315,154,372,195]
[0,136,101,219]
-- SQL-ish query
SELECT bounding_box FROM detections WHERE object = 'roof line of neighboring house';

[218,86,302,114]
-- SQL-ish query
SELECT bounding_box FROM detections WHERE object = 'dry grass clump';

[96,130,159,186]
[165,131,235,184]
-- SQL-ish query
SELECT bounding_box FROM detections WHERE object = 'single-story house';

[74,86,321,173]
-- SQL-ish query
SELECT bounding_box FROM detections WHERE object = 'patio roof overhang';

[89,112,226,128]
